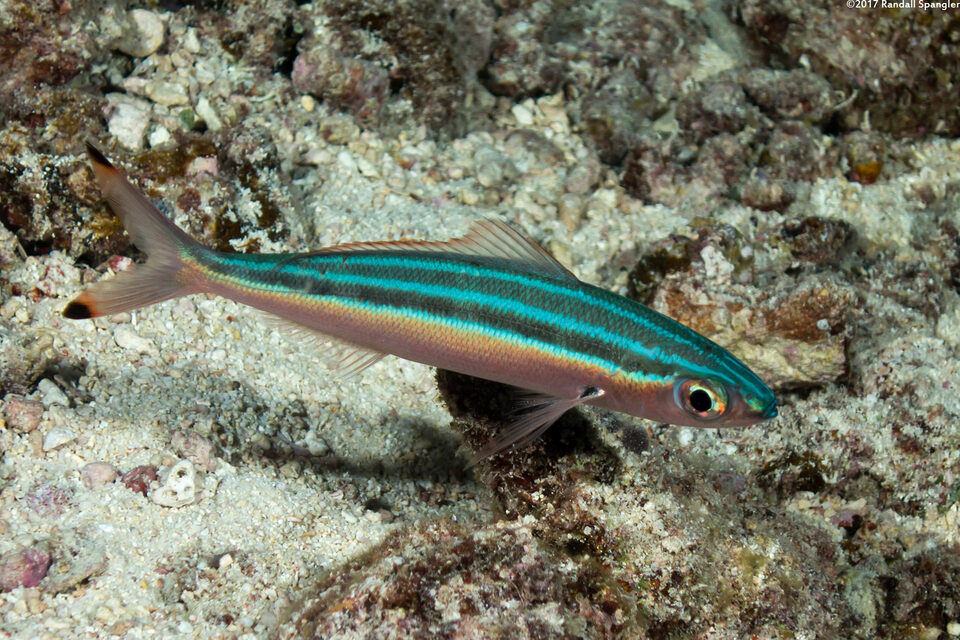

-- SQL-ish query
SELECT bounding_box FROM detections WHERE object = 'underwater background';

[1,0,959,637]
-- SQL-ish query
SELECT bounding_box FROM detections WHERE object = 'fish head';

[613,346,777,428]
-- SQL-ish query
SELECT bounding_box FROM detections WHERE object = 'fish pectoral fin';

[469,386,605,465]
[261,313,387,378]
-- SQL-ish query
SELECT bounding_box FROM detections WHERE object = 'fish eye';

[676,379,727,421]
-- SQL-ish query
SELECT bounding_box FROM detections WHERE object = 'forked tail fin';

[63,143,206,319]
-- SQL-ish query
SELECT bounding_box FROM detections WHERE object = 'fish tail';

[63,143,206,320]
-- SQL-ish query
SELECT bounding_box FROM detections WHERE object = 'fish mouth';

[761,398,778,420]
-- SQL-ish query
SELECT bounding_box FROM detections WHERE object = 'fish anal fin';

[282,219,577,282]
[469,386,604,465]
[262,313,387,378]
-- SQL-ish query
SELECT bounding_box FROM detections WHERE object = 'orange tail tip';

[63,144,206,320]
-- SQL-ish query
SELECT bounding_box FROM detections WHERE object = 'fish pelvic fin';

[469,386,605,466]
[63,143,206,319]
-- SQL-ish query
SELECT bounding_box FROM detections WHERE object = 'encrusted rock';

[81,462,118,490]
[309,0,495,136]
[25,483,74,518]
[171,430,218,472]
[629,224,855,388]
[675,79,756,144]
[36,532,108,594]
[2,394,44,432]
[580,70,655,164]
[37,379,69,408]
[289,520,636,638]
[740,0,960,134]
[0,331,58,396]
[0,544,52,591]
[150,460,199,508]
[739,176,795,212]
[742,68,835,123]
[42,425,78,452]
[113,325,156,355]
[652,273,854,388]
[779,217,855,265]
[292,47,390,128]
[759,121,839,182]
[114,9,166,58]
[120,465,158,496]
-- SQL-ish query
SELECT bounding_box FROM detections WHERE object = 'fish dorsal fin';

[284,219,577,281]
[262,313,387,378]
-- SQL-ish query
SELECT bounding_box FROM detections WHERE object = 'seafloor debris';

[1,0,958,637]
[1,395,43,433]
[0,546,51,592]
[80,462,118,490]
[150,460,201,508]
[119,465,158,497]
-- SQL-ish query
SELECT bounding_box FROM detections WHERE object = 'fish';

[65,142,777,462]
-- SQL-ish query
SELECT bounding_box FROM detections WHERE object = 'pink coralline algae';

[25,483,75,519]
[120,465,159,496]
[2,394,44,432]
[0,546,52,591]
[291,46,390,128]
[81,462,119,490]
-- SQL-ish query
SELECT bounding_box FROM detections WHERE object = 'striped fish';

[65,143,777,461]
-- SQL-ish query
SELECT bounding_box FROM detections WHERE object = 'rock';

[557,194,585,231]
[113,326,156,354]
[150,460,199,508]
[564,156,600,196]
[628,224,854,388]
[34,532,108,594]
[2,395,44,432]
[114,9,165,58]
[580,70,655,164]
[288,520,636,638]
[171,430,217,472]
[25,483,74,518]
[0,331,58,396]
[42,425,78,452]
[0,545,52,591]
[742,69,835,123]
[759,121,839,182]
[81,462,118,490]
[675,79,756,144]
[311,0,495,136]
[148,124,173,148]
[740,0,960,134]
[41,545,107,595]
[739,177,795,212]
[120,465,158,496]
[292,47,389,128]
[37,379,69,408]
[105,94,152,152]
[779,217,855,266]
[652,274,853,388]
[473,146,508,188]
[144,80,190,107]
[194,96,222,132]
